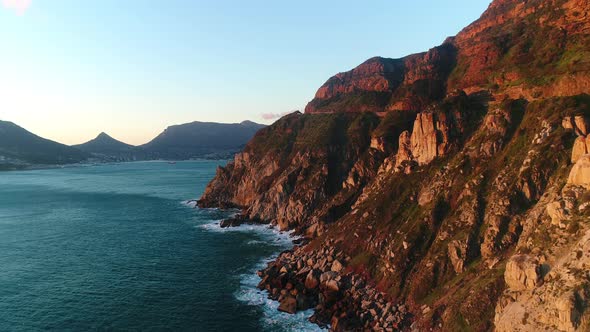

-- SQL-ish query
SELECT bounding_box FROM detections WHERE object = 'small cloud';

[260,111,296,121]
[2,0,31,15]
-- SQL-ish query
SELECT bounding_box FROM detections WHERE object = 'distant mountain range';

[0,120,265,169]
[0,120,88,170]
[140,120,266,160]
[73,132,140,162]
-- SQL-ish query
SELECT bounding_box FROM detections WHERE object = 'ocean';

[0,161,322,331]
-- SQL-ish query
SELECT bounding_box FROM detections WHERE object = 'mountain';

[199,0,590,331]
[75,120,266,162]
[74,132,142,162]
[306,0,589,114]
[0,120,88,169]
[141,120,266,160]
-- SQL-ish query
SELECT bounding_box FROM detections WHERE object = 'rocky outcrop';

[572,137,588,163]
[201,95,590,331]
[504,255,542,291]
[568,154,590,190]
[566,115,590,163]
[198,0,590,330]
[305,44,456,114]
[306,0,590,116]
[198,112,386,233]
[256,243,410,330]
[395,110,459,168]
[495,229,590,332]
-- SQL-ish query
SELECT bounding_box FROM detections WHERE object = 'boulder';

[568,154,590,189]
[320,271,339,284]
[325,279,340,292]
[278,296,297,314]
[546,200,569,227]
[571,136,588,163]
[219,217,242,228]
[574,115,589,136]
[504,254,542,291]
[562,116,574,130]
[331,260,344,273]
[305,270,320,289]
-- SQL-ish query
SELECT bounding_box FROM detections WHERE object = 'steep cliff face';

[199,0,590,330]
[306,0,590,115]
[199,111,408,232]
[305,44,457,114]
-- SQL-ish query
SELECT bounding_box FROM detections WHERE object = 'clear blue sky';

[0,0,491,145]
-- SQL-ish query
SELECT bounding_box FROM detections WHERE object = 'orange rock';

[410,113,438,165]
[568,154,590,190]
[574,115,589,136]
[571,136,588,163]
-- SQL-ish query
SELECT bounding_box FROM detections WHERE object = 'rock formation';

[199,0,590,330]
[568,154,590,190]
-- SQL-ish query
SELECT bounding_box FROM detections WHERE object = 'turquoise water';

[0,161,321,331]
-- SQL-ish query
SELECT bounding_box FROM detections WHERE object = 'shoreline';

[196,213,325,331]
[217,217,411,331]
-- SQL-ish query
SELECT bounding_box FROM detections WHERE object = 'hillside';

[141,120,266,160]
[199,0,590,331]
[74,132,143,162]
[0,120,88,169]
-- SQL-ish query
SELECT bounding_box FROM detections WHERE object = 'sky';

[0,0,491,145]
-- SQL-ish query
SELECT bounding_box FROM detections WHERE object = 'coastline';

[215,216,410,331]
[196,213,325,331]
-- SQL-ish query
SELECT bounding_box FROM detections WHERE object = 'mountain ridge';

[199,0,590,330]
[1,119,266,169]
[305,0,590,115]
[0,120,88,169]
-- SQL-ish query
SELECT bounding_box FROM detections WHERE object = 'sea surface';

[0,161,322,331]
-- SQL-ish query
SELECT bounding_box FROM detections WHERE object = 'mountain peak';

[75,132,135,154]
[96,132,112,140]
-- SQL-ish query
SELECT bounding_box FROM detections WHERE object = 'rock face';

[305,0,590,115]
[571,137,588,163]
[198,111,391,232]
[496,230,590,332]
[199,0,590,330]
[574,116,589,136]
[395,108,463,168]
[568,154,590,189]
[504,255,542,291]
[305,45,456,114]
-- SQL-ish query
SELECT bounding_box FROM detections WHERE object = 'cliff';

[306,0,590,114]
[199,0,590,330]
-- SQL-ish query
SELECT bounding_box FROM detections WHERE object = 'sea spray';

[197,217,324,331]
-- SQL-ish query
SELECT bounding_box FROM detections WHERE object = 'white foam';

[196,219,297,248]
[195,214,323,331]
[181,200,198,208]
[235,259,325,332]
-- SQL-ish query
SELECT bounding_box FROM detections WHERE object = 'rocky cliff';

[306,0,590,115]
[199,0,590,330]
